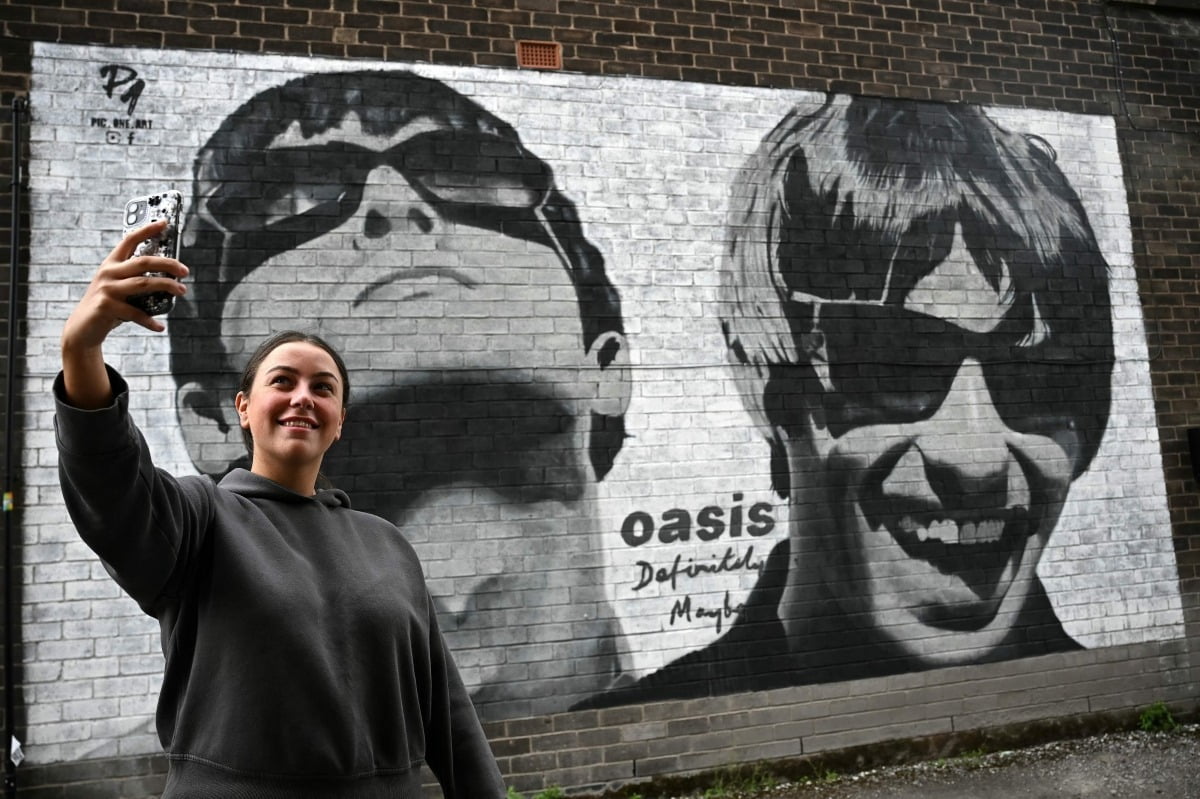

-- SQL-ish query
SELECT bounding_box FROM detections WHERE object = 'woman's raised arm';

[60,220,188,409]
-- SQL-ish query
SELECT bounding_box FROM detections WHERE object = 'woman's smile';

[236,341,346,493]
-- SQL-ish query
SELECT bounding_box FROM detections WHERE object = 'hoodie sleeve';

[422,596,506,798]
[54,366,213,618]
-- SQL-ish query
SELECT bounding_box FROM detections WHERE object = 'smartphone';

[122,190,184,316]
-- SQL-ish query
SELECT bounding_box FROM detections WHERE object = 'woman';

[55,221,506,797]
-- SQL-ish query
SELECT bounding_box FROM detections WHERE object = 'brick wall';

[2,2,1200,797]
[0,1,1160,104]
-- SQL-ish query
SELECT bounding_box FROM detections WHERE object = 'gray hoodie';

[55,367,504,798]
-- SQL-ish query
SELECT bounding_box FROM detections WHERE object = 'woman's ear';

[234,390,250,428]
[175,381,246,476]
[586,330,631,418]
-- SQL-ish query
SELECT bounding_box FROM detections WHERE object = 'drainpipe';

[5,94,29,799]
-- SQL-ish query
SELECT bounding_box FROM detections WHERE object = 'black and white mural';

[169,68,632,718]
[23,43,1182,763]
[586,95,1117,706]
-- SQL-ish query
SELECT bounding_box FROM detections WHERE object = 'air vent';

[516,40,563,70]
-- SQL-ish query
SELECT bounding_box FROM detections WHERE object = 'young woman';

[55,221,506,797]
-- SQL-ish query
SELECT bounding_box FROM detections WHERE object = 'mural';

[587,95,1116,705]
[22,43,1183,759]
[166,69,632,719]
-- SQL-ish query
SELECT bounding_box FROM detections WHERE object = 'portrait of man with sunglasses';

[167,69,632,719]
[585,94,1115,707]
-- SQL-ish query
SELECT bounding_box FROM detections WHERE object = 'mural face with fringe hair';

[720,94,1114,677]
[169,70,633,718]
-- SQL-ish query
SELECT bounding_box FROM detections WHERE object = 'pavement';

[591,725,1200,798]
[733,726,1200,799]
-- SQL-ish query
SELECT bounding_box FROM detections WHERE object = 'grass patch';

[697,765,783,797]
[508,788,567,799]
[1139,701,1178,733]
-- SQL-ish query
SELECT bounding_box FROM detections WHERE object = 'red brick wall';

[0,1,1165,106]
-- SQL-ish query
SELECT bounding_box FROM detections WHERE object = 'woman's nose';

[290,388,315,409]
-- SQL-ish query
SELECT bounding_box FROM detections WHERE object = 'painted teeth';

[962,519,1004,544]
[927,518,959,545]
[899,515,1004,545]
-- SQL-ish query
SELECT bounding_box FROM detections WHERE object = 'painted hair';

[169,69,626,477]
[720,94,1114,495]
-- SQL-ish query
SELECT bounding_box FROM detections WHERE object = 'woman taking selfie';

[55,221,505,797]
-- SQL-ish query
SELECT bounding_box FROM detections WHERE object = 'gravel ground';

[597,725,1200,799]
[719,726,1200,799]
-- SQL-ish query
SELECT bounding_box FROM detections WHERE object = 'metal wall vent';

[517,40,563,70]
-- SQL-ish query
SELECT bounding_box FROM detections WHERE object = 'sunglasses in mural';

[201,128,567,263]
[789,290,1109,452]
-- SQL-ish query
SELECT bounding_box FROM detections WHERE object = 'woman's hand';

[63,220,189,345]
[60,221,189,409]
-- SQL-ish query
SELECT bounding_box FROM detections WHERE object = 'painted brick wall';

[2,2,1200,797]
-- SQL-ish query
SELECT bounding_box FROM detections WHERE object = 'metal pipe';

[5,94,29,799]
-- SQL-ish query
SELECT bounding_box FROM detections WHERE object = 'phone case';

[122,190,184,316]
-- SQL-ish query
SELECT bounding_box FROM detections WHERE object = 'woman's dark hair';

[238,330,351,458]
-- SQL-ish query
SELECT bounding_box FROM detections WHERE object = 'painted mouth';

[889,509,1030,587]
[852,449,1040,626]
[353,268,477,306]
[849,441,1042,626]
